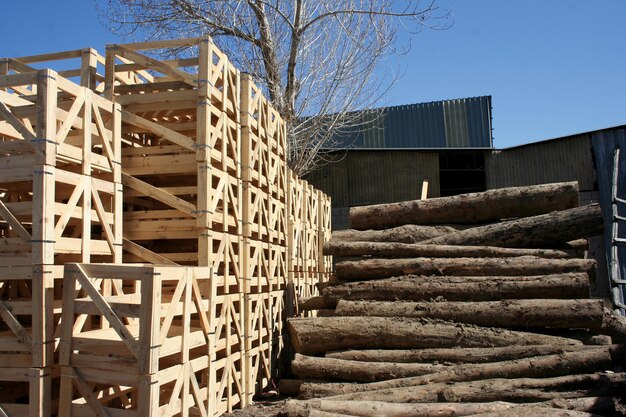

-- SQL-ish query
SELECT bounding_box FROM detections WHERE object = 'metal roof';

[328,96,493,149]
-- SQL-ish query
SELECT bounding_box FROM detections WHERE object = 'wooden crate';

[0,366,59,417]
[0,48,105,91]
[102,37,242,267]
[59,263,214,417]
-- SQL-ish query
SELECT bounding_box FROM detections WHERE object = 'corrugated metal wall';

[331,96,493,149]
[305,151,440,208]
[485,135,596,191]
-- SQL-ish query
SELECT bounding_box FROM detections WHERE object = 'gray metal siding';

[304,151,440,209]
[329,96,492,149]
[485,135,596,191]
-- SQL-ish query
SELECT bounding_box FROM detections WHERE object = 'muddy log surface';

[349,182,580,230]
[325,344,601,364]
[298,346,621,398]
[323,241,573,259]
[291,353,449,383]
[420,204,604,248]
[311,372,626,402]
[334,299,605,330]
[288,316,582,356]
[330,224,463,244]
[322,273,591,305]
[283,397,619,417]
[334,256,596,281]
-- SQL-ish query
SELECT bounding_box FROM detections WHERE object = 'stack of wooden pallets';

[0,37,332,417]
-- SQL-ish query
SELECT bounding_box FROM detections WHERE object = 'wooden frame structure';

[0,37,331,417]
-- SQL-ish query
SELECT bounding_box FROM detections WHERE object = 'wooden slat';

[122,239,178,266]
[121,173,197,218]
[113,45,196,87]
[74,265,139,359]
[121,110,196,151]
[0,199,31,242]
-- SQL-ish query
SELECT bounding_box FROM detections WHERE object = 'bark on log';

[420,204,604,248]
[292,353,449,383]
[334,299,605,330]
[468,407,602,417]
[301,398,617,417]
[288,316,582,356]
[334,256,596,281]
[313,372,626,402]
[326,344,600,364]
[297,346,621,397]
[322,273,591,305]
[324,241,573,259]
[349,182,579,230]
[330,224,463,244]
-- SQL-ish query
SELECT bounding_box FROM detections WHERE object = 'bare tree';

[102,0,450,174]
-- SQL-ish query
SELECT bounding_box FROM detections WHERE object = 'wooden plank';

[121,110,195,151]
[122,239,178,266]
[0,199,31,242]
[114,37,202,51]
[0,72,38,89]
[0,102,36,142]
[121,173,197,218]
[113,45,196,87]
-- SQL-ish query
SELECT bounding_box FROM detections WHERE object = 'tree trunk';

[324,241,573,259]
[420,204,604,248]
[349,182,579,230]
[288,316,582,356]
[297,346,621,397]
[322,273,590,305]
[285,398,618,417]
[326,344,600,364]
[330,224,463,244]
[308,372,626,402]
[467,407,602,417]
[334,256,596,281]
[291,353,449,383]
[334,299,605,330]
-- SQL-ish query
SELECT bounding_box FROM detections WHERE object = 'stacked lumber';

[283,182,626,417]
[1,38,333,417]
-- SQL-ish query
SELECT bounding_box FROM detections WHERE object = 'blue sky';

[1,0,625,148]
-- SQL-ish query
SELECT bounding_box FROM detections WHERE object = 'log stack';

[282,182,626,417]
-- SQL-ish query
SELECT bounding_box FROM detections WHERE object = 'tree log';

[322,273,590,306]
[291,353,449,383]
[310,372,626,402]
[324,241,573,258]
[334,256,596,281]
[288,316,581,356]
[420,204,604,248]
[468,407,602,417]
[349,182,579,230]
[330,224,463,244]
[326,344,600,364]
[297,346,621,397]
[296,398,618,417]
[334,299,605,330]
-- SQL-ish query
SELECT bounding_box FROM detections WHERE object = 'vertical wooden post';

[197,36,213,267]
[80,48,98,91]
[81,91,92,264]
[112,103,123,263]
[32,69,57,371]
[58,264,79,417]
[104,45,116,101]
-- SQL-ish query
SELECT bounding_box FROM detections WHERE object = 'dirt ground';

[221,397,287,417]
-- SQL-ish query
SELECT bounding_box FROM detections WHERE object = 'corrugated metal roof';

[329,96,493,149]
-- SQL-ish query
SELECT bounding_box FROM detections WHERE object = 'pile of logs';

[281,182,626,417]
